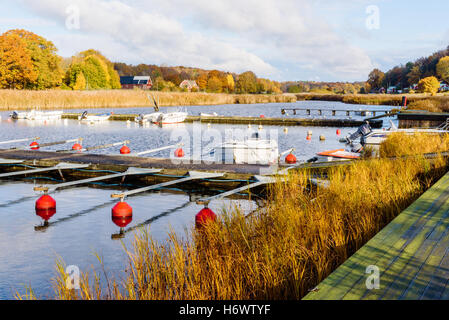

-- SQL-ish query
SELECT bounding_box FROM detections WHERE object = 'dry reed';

[380,132,449,158]
[20,155,448,300]
[0,89,296,111]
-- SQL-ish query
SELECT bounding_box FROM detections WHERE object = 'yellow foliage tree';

[418,76,440,94]
[73,72,86,90]
[436,56,449,83]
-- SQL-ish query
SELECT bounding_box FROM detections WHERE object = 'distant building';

[439,82,449,92]
[120,76,152,90]
[179,80,199,91]
[387,86,397,94]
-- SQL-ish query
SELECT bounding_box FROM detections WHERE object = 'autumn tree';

[196,73,208,91]
[236,71,258,94]
[207,76,222,93]
[3,29,63,89]
[437,56,449,83]
[367,68,385,91]
[407,65,421,85]
[418,76,440,94]
[66,50,121,90]
[0,32,37,89]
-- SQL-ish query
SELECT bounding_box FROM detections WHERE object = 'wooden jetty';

[398,110,449,128]
[61,113,383,128]
[281,107,393,118]
[304,171,449,300]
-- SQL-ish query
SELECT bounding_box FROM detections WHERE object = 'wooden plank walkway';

[303,171,449,300]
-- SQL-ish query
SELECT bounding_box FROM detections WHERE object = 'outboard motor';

[346,121,372,145]
[80,111,88,120]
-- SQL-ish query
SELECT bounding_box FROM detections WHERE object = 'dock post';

[293,110,297,115]
[373,111,376,117]
[306,109,311,116]
[332,110,336,116]
[346,111,350,116]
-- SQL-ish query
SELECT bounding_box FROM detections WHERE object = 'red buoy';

[174,148,185,158]
[30,141,40,150]
[72,143,83,151]
[306,135,312,141]
[120,145,131,154]
[285,153,297,164]
[112,201,133,228]
[36,195,56,221]
[336,129,341,135]
[260,115,265,118]
[195,207,217,229]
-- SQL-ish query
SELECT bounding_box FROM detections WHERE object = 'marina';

[1,100,448,300]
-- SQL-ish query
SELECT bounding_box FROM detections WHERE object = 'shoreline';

[0,90,297,111]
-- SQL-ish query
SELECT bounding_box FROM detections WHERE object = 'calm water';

[0,101,393,299]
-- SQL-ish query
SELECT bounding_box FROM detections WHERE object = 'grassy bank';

[0,90,297,111]
[296,92,449,110]
[20,138,449,300]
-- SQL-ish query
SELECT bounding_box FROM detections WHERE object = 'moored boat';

[10,110,63,120]
[78,111,112,122]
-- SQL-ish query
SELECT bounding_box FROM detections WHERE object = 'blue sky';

[1,0,448,82]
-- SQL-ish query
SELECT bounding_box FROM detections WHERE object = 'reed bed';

[0,90,296,111]
[379,132,449,158]
[21,153,448,300]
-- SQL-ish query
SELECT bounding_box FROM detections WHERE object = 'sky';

[0,0,448,82]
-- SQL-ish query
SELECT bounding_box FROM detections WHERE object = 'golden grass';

[380,132,449,158]
[0,89,296,111]
[23,155,448,300]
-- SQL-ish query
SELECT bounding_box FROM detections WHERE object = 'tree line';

[114,63,283,94]
[366,46,449,94]
[0,29,121,90]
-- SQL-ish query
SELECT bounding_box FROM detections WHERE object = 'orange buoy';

[72,143,83,151]
[174,148,185,158]
[30,141,40,150]
[120,145,131,154]
[36,195,56,221]
[336,129,341,135]
[285,153,297,164]
[306,135,312,141]
[112,201,133,228]
[195,207,217,229]
[112,201,133,218]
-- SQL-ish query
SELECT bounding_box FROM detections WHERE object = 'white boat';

[213,136,279,165]
[10,110,63,120]
[200,112,218,117]
[78,111,112,122]
[153,112,188,125]
[347,120,449,146]
[135,112,162,123]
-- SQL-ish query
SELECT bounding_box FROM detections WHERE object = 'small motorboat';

[135,112,162,123]
[344,120,449,146]
[153,112,188,125]
[313,149,361,162]
[78,111,112,122]
[200,112,219,117]
[10,110,63,120]
[211,133,279,165]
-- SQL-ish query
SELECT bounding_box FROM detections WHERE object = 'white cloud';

[19,0,374,81]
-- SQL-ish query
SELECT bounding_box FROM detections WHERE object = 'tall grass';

[22,154,448,300]
[380,132,449,158]
[0,89,296,111]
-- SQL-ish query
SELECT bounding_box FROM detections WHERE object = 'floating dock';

[304,171,449,300]
[398,110,449,128]
[61,113,384,128]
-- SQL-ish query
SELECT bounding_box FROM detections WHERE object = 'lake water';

[0,101,393,299]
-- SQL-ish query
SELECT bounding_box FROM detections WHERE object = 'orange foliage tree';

[0,32,37,89]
